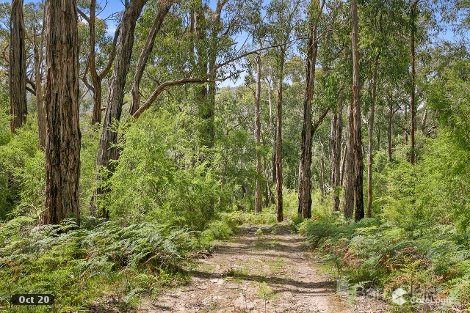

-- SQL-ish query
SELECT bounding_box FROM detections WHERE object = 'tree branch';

[132,77,209,118]
[98,24,121,80]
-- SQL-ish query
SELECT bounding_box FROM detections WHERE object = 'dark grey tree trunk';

[9,0,27,133]
[320,153,325,198]
[275,49,285,222]
[43,0,81,224]
[93,0,148,215]
[268,81,276,188]
[388,99,394,162]
[351,0,364,222]
[367,52,380,218]
[254,53,263,214]
[330,105,342,212]
[33,28,46,148]
[342,102,355,219]
[410,1,418,164]
[297,2,321,219]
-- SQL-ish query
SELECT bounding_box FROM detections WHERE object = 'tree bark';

[254,53,262,214]
[43,0,81,224]
[268,80,276,187]
[275,49,285,223]
[367,52,380,218]
[388,98,394,162]
[410,1,418,164]
[342,101,355,219]
[330,104,342,212]
[33,28,46,148]
[93,0,148,215]
[320,153,325,198]
[88,0,101,124]
[130,0,173,115]
[297,0,322,219]
[351,0,364,222]
[9,0,27,133]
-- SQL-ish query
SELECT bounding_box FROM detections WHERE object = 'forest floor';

[138,224,389,313]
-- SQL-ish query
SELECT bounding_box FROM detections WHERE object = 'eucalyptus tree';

[29,2,46,148]
[297,0,326,219]
[130,0,175,115]
[243,0,265,213]
[93,0,148,215]
[266,0,302,222]
[342,0,364,221]
[9,0,27,133]
[77,0,121,125]
[410,0,418,164]
[43,0,81,224]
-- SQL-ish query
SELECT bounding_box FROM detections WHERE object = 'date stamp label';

[11,294,54,305]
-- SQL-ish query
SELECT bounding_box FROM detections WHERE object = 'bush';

[303,213,470,311]
[0,217,194,311]
[100,109,228,230]
[0,118,43,219]
[376,132,470,233]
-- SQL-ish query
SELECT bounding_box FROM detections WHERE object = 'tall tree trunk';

[33,28,46,148]
[266,80,276,205]
[88,0,102,124]
[410,0,418,164]
[330,104,342,212]
[43,0,81,224]
[351,0,364,222]
[268,80,276,187]
[254,53,262,214]
[388,99,394,162]
[130,0,173,115]
[342,102,355,219]
[377,124,381,149]
[93,0,148,215]
[404,102,408,144]
[319,153,325,198]
[195,1,211,150]
[297,1,321,219]
[340,143,347,186]
[275,49,285,223]
[9,0,27,133]
[367,52,380,218]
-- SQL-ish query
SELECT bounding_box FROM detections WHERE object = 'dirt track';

[139,224,388,313]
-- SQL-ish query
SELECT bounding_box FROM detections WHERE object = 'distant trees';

[42,0,81,224]
[1,0,466,226]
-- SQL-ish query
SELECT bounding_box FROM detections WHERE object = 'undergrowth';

[0,217,194,312]
[299,215,470,312]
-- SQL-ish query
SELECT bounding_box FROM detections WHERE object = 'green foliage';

[102,109,226,230]
[303,211,470,310]
[377,133,470,232]
[0,118,43,219]
[0,217,193,311]
[426,50,469,149]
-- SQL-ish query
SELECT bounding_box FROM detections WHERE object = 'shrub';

[101,109,227,230]
[0,217,194,311]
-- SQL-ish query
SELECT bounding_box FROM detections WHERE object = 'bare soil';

[138,224,388,313]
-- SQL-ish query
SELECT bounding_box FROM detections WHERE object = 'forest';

[0,0,468,312]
